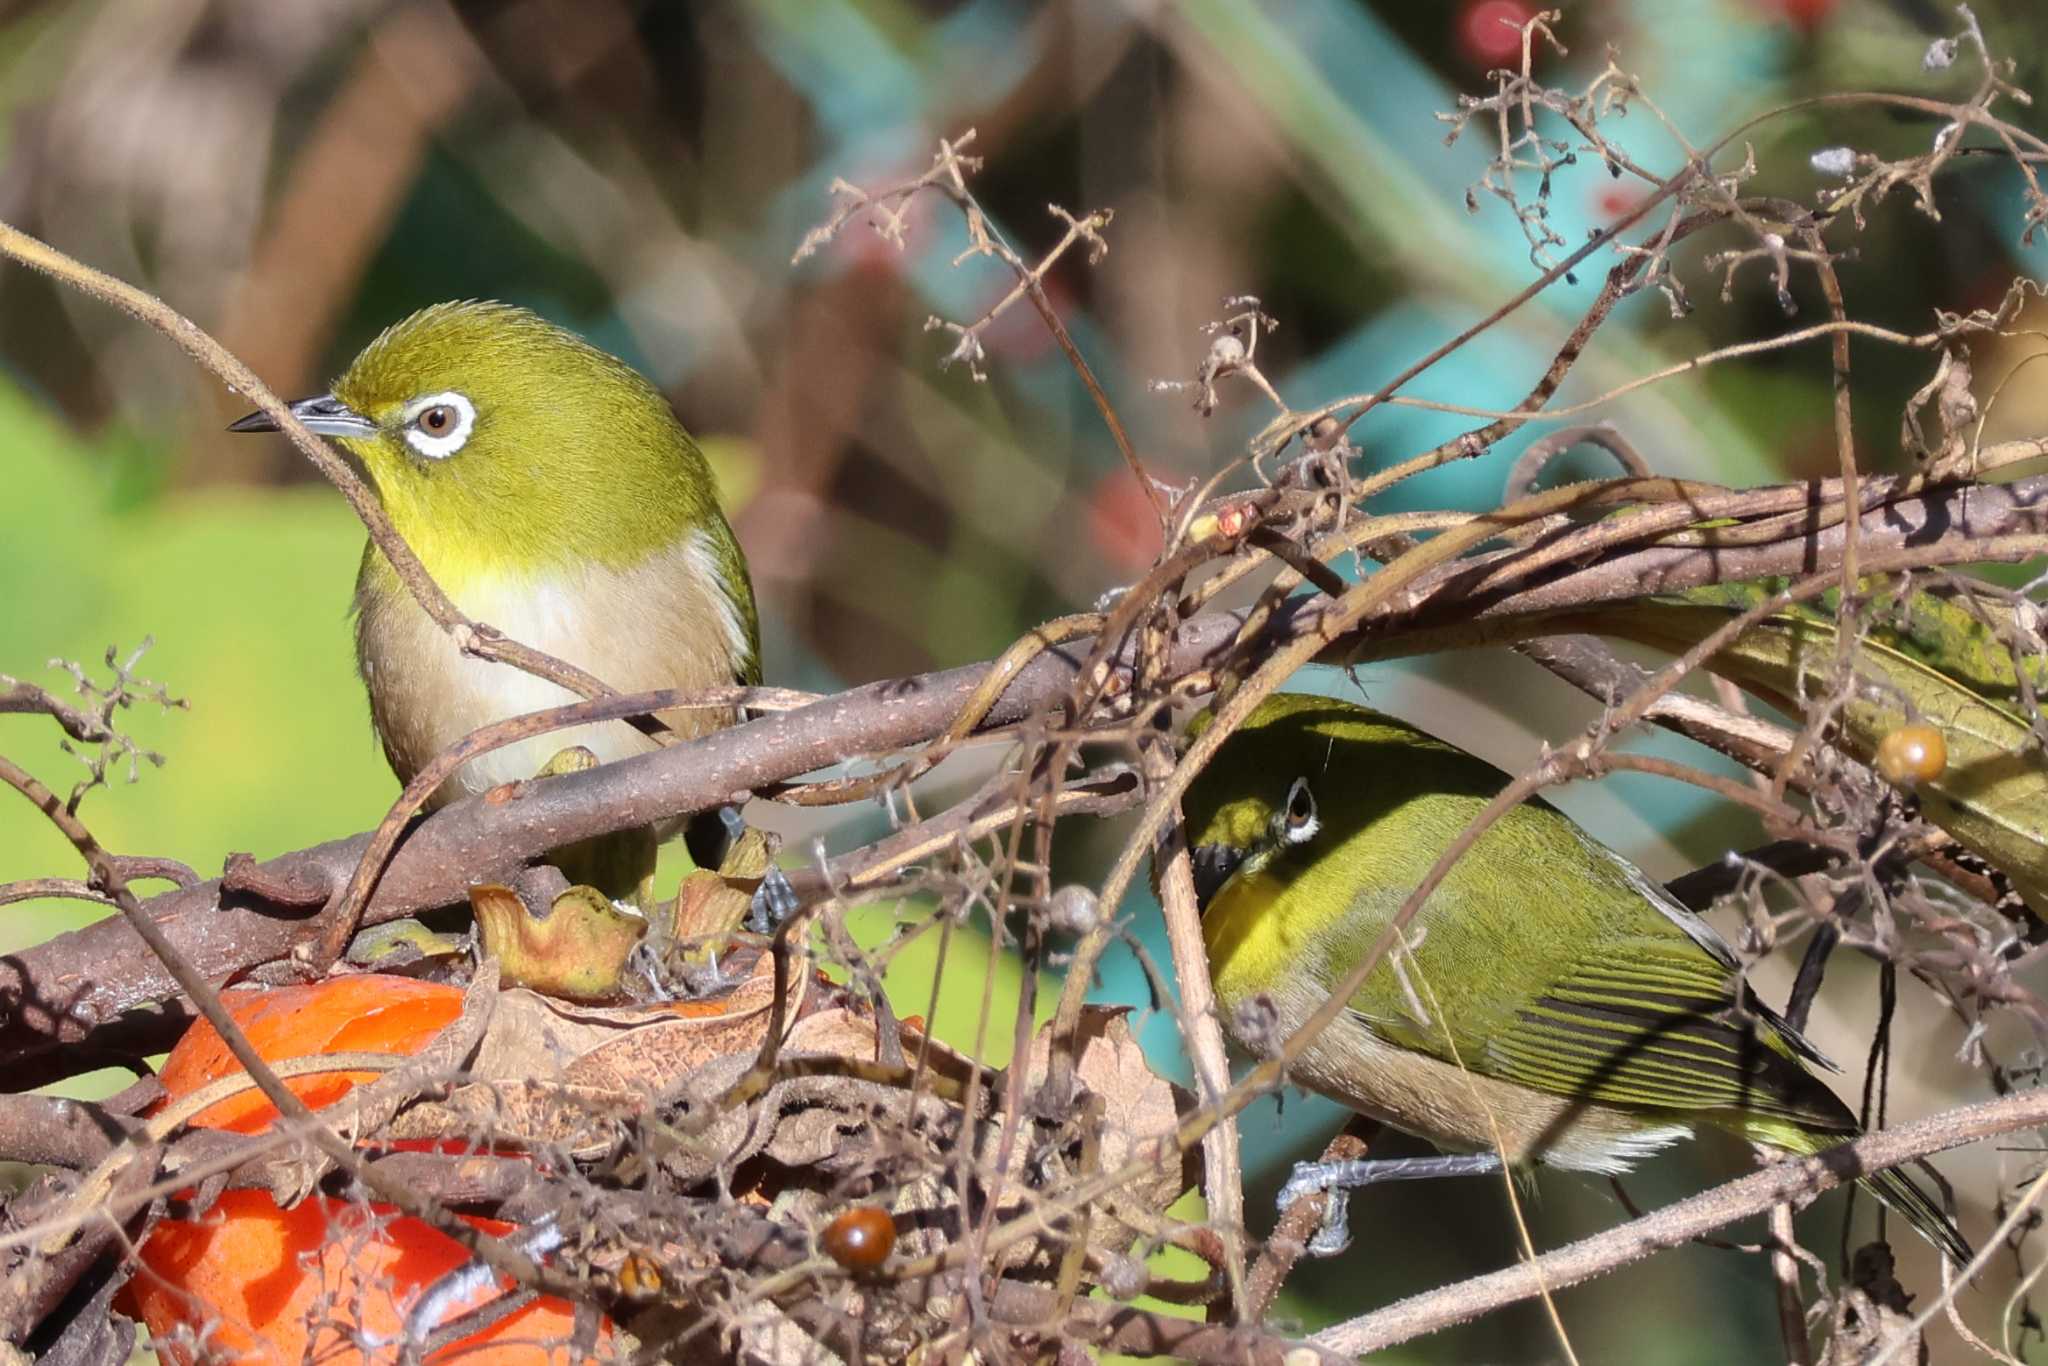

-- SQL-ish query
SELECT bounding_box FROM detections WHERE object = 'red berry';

[1087,473,1161,573]
[1457,1,1537,70]
[1757,0,1836,34]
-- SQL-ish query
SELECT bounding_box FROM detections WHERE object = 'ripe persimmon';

[120,974,606,1366]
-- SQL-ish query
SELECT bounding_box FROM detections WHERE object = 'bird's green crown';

[329,300,732,580]
[1184,693,1475,856]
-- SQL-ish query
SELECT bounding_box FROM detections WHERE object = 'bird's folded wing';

[1378,938,1851,1129]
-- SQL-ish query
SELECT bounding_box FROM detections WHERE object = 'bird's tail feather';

[1862,1163,1972,1269]
[1744,1117,1970,1267]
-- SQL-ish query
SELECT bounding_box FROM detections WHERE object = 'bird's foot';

[626,938,674,1002]
[716,805,801,935]
[745,866,800,935]
[1279,1153,1505,1257]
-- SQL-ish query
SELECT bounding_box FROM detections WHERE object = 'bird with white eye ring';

[1180,692,1970,1266]
[229,300,762,911]
[1277,777,1320,847]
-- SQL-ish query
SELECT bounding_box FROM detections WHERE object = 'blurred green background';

[5,0,2048,1359]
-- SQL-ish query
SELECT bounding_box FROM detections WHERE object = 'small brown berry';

[1875,723,1947,785]
[821,1206,895,1272]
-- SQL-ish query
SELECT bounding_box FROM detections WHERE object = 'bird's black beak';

[227,393,377,438]
[1189,843,1246,911]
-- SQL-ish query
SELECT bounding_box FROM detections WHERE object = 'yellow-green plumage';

[1183,692,1967,1264]
[233,300,759,896]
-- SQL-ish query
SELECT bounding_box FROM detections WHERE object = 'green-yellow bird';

[232,301,759,896]
[1181,692,1969,1264]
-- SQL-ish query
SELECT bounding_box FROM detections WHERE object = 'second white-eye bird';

[1180,692,1968,1264]
[231,301,759,886]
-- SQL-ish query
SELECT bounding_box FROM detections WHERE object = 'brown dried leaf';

[780,1005,880,1061]
[1016,1006,1192,1256]
[384,949,811,1152]
[737,1009,971,1173]
[670,824,780,966]
[1067,1008,1181,1177]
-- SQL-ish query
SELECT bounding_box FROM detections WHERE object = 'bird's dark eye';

[1280,778,1319,844]
[400,391,475,459]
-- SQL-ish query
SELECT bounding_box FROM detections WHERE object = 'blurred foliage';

[4,0,2048,1360]
[0,388,381,950]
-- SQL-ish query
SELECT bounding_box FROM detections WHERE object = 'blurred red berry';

[1087,472,1161,573]
[1595,184,1643,222]
[1755,0,1836,33]
[1457,1,1536,70]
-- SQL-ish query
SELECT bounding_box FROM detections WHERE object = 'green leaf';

[1597,581,2048,915]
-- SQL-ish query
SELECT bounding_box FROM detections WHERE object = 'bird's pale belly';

[356,541,746,805]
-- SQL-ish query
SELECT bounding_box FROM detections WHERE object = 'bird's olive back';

[331,301,729,577]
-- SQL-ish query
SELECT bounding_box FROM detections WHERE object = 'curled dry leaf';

[385,944,813,1154]
[1015,1005,1195,1257]
[469,881,649,1002]
[669,824,780,971]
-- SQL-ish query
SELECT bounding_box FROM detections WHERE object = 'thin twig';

[1315,1087,2048,1356]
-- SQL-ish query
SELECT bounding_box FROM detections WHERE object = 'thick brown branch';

[1,471,2041,1083]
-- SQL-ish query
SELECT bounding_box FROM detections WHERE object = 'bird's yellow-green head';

[229,300,761,893]
[1183,691,1534,905]
[1183,692,1435,907]
[230,300,737,585]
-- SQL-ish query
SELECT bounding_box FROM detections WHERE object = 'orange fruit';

[121,975,607,1365]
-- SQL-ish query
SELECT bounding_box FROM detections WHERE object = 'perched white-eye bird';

[1181,692,1968,1264]
[231,301,758,892]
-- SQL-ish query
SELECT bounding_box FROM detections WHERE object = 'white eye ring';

[1279,777,1320,846]
[400,391,476,460]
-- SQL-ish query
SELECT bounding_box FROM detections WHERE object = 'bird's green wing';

[1485,938,1847,1128]
[1374,931,1851,1131]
